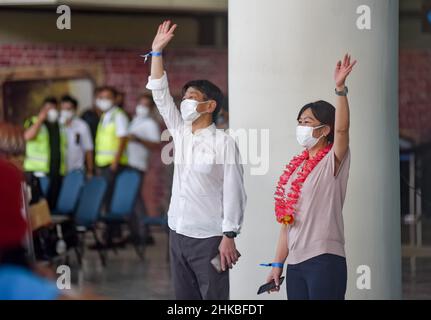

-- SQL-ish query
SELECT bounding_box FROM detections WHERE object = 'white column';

[229,0,401,299]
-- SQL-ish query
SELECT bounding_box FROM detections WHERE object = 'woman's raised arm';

[333,53,356,171]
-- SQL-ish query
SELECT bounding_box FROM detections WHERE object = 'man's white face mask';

[296,124,326,149]
[135,105,150,118]
[47,109,59,123]
[59,110,74,125]
[95,98,113,112]
[180,99,209,122]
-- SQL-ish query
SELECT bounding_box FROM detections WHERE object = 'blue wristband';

[140,51,162,63]
[259,262,284,268]
[151,51,162,57]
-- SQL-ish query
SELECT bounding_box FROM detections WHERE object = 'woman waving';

[266,54,357,300]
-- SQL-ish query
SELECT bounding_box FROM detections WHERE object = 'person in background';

[94,86,129,206]
[127,93,161,244]
[116,90,126,110]
[0,122,101,300]
[215,97,229,130]
[23,97,67,210]
[81,87,102,144]
[60,94,94,177]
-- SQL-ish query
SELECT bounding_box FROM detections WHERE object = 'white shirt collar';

[185,123,216,137]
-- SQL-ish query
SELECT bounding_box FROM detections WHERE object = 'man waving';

[146,21,247,300]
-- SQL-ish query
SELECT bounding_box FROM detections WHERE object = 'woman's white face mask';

[180,99,208,122]
[296,124,326,149]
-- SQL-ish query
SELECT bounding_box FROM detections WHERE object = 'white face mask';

[180,99,208,122]
[135,105,150,118]
[96,98,113,112]
[296,125,326,149]
[59,109,74,124]
[47,109,59,123]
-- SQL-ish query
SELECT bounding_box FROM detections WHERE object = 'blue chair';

[105,169,141,220]
[74,177,107,265]
[75,177,107,228]
[38,176,50,196]
[103,169,142,257]
[142,216,168,226]
[52,170,85,216]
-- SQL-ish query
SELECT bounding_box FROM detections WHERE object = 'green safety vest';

[24,116,67,175]
[95,107,128,167]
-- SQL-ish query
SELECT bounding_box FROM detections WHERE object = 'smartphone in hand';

[210,250,241,273]
[257,276,285,295]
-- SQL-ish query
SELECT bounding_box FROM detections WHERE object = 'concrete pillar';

[229,0,401,299]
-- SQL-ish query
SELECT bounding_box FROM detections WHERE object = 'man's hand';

[128,134,138,142]
[218,236,239,272]
[38,105,51,122]
[110,161,118,172]
[334,53,357,90]
[152,20,177,52]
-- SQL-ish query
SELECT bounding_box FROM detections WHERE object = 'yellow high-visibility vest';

[95,107,128,167]
[24,116,67,175]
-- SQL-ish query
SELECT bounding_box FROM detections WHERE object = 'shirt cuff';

[146,71,169,91]
[222,220,241,234]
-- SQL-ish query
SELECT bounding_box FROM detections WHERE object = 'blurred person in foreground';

[23,97,67,209]
[0,122,100,300]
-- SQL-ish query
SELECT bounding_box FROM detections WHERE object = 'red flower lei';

[274,143,333,225]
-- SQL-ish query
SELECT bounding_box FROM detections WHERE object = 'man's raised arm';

[146,21,182,134]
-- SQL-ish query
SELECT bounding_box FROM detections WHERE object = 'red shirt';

[0,158,27,249]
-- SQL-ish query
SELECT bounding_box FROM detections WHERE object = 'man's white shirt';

[127,115,160,172]
[146,71,247,239]
[65,117,93,172]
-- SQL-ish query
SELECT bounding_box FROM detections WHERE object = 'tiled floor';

[402,257,431,299]
[78,229,174,300]
[72,223,431,300]
[401,216,431,299]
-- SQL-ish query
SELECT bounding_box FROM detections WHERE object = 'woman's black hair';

[297,100,336,143]
[182,80,224,123]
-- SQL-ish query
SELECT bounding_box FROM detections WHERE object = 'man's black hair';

[97,85,118,99]
[60,94,78,109]
[42,96,58,106]
[182,80,224,123]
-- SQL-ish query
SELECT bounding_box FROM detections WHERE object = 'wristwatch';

[223,231,237,239]
[335,86,348,96]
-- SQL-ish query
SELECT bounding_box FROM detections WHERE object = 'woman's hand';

[334,53,357,90]
[152,20,177,53]
[266,267,283,293]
